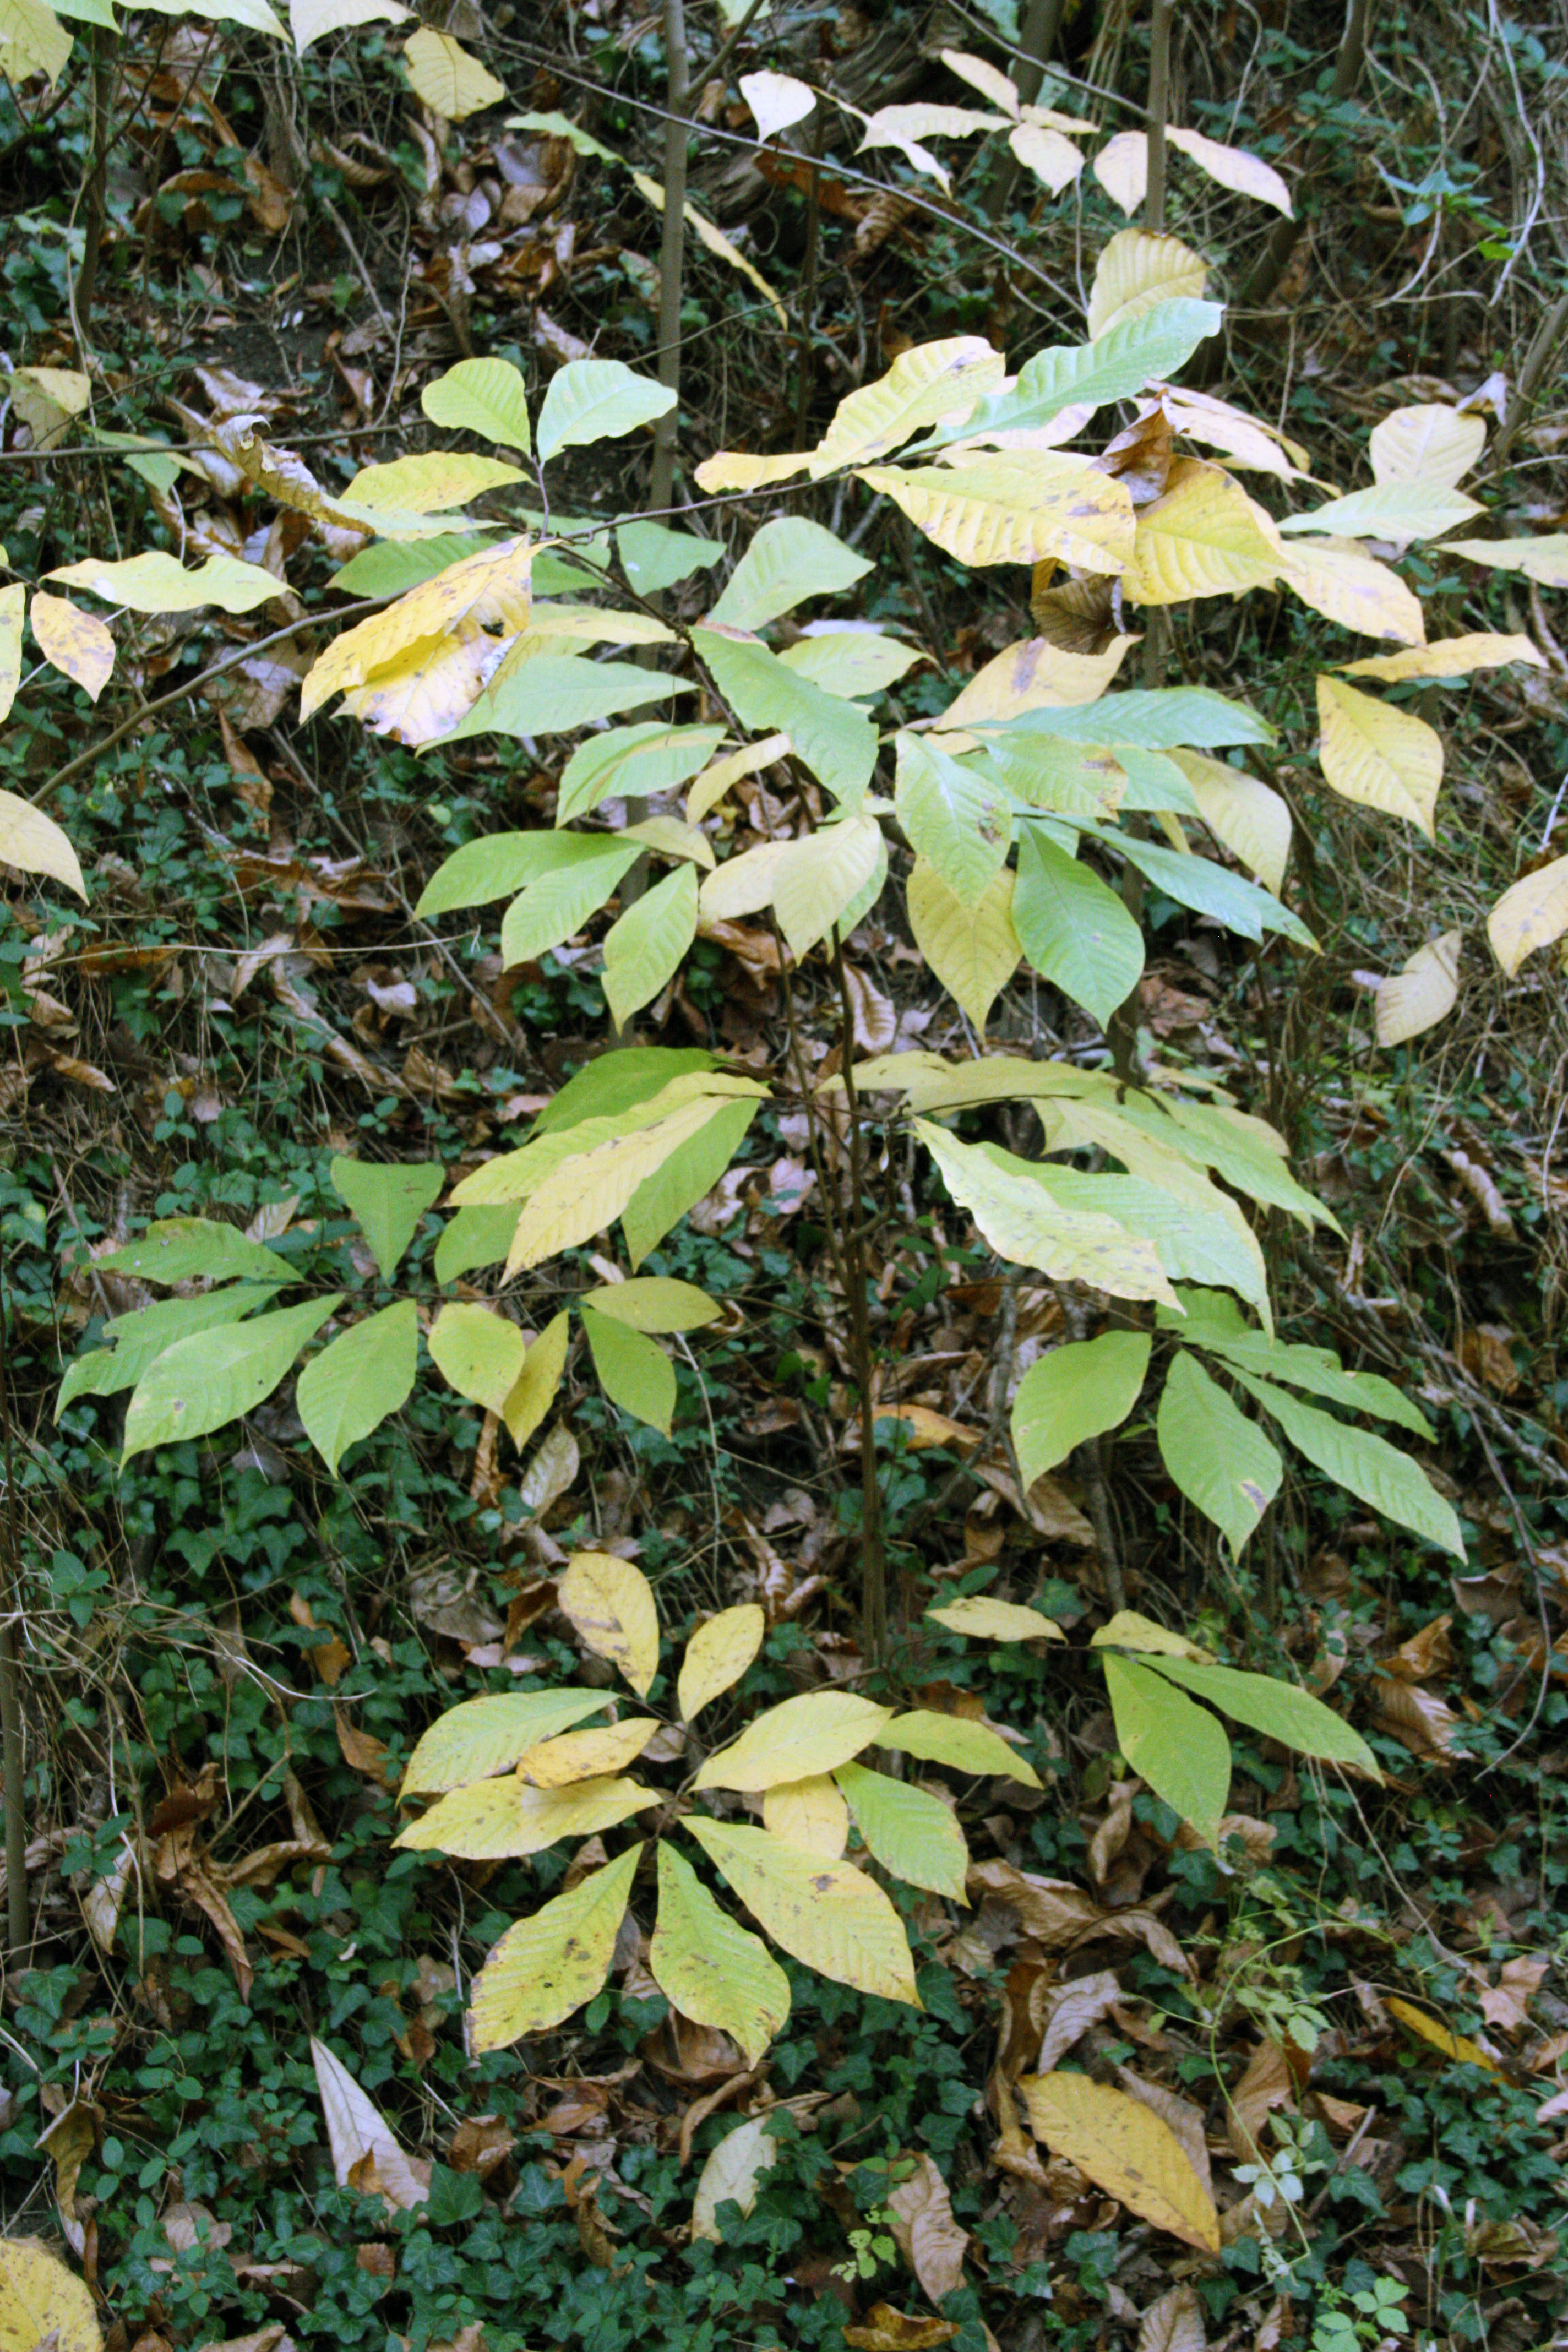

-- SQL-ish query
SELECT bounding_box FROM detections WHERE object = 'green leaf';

[428,1302,527,1411]
[1194,1330,1433,1435]
[978,736,1128,823]
[331,531,492,597]
[985,686,1275,750]
[557,723,725,826]
[1013,826,1145,1028]
[1142,1658,1381,1777]
[402,1689,609,1793]
[709,516,872,632]
[56,1286,272,1414]
[421,356,532,451]
[470,1845,644,2051]
[1156,1349,1282,1555]
[433,1202,520,1283]
[602,862,699,1028]
[1104,748,1200,814]
[536,360,674,464]
[940,299,1225,446]
[329,1156,444,1280]
[617,519,725,596]
[296,1299,419,1476]
[916,1123,1175,1305]
[98,1216,292,1287]
[649,1841,791,2063]
[772,816,886,959]
[579,1301,676,1436]
[533,1044,717,1136]
[1014,1160,1268,1316]
[624,1094,760,1268]
[684,1817,919,2006]
[833,1761,970,1901]
[122,1295,341,1459]
[500,840,640,966]
[877,1708,1042,1787]
[418,829,626,919]
[779,630,921,700]
[1132,1102,1328,1228]
[1011,1331,1151,1489]
[694,627,878,808]
[1101,1652,1229,1848]
[449,653,683,745]
[894,733,1011,906]
[1104,829,1315,948]
[579,1277,721,1332]
[1229,1370,1465,1556]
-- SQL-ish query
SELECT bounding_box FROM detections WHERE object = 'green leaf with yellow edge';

[761,1775,850,1857]
[650,1841,791,2065]
[694,1690,892,1792]
[428,1302,526,1413]
[906,856,1021,1030]
[1143,1657,1381,1778]
[401,1689,608,1793]
[502,1309,571,1449]
[47,549,283,614]
[878,1709,1041,1787]
[296,1299,419,1477]
[514,1718,660,1787]
[122,1295,340,1461]
[580,1277,720,1332]
[1101,1652,1230,1848]
[684,1817,920,2006]
[330,1155,443,1280]
[580,1300,676,1436]
[0,788,87,900]
[558,1551,661,1697]
[677,1603,765,1722]
[0,2237,102,2352]
[394,1773,655,1859]
[1156,1348,1281,1556]
[1019,2074,1222,2251]
[926,1595,1065,1643]
[602,862,698,1030]
[1011,1331,1151,1489]
[470,1844,644,2051]
[834,1761,970,1901]
[421,355,531,450]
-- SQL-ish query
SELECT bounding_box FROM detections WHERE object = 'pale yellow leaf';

[940,48,1019,113]
[0,581,22,725]
[1092,128,1148,213]
[11,364,88,450]
[1019,2073,1221,2251]
[698,840,792,924]
[427,1300,526,1412]
[739,68,815,140]
[507,1092,744,1270]
[403,25,504,118]
[0,0,72,86]
[1087,228,1207,340]
[29,589,113,701]
[1167,126,1292,214]
[1278,535,1424,645]
[1385,1995,1500,2073]
[772,816,885,960]
[927,1595,1065,1641]
[939,632,1134,729]
[690,2114,778,2241]
[1375,930,1461,1048]
[339,631,500,747]
[310,2037,428,2209]
[694,1689,892,1791]
[1121,458,1281,604]
[678,1603,766,1722]
[301,535,535,717]
[393,1772,655,1856]
[809,337,1005,478]
[1442,533,1568,589]
[1009,119,1083,192]
[470,1845,643,2049]
[1341,631,1542,683]
[685,1816,921,2005]
[0,2238,101,2352]
[401,1689,608,1792]
[558,1550,661,1697]
[1369,404,1485,490]
[47,549,284,614]
[857,102,1008,194]
[693,449,813,496]
[629,169,788,325]
[292,0,411,51]
[346,450,527,512]
[761,1774,851,1857]
[879,1708,1042,1787]
[916,1120,1177,1309]
[907,857,1021,1030]
[1158,389,1309,480]
[1167,749,1291,894]
[687,732,791,823]
[515,1718,660,1785]
[1488,852,1568,976]
[1090,1610,1215,1660]
[503,1308,569,1448]
[1316,674,1442,837]
[0,786,87,900]
[857,454,1135,571]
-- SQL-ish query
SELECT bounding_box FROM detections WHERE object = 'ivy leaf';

[296,1299,419,1476]
[469,1845,644,2050]
[649,1840,790,2064]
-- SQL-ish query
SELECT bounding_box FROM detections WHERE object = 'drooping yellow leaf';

[857,102,1009,195]
[470,1845,644,2050]
[685,1816,920,2006]
[28,589,113,701]
[1092,129,1149,213]
[627,168,788,325]
[1368,404,1485,490]
[1121,458,1281,604]
[10,364,89,446]
[515,1718,660,1786]
[1385,1996,1500,2073]
[47,549,284,614]
[506,1090,750,1270]
[1008,119,1084,193]
[394,1772,655,1857]
[0,2237,101,2352]
[907,858,1021,1031]
[301,535,536,718]
[1316,675,1442,836]
[810,337,1005,477]
[687,732,791,822]
[558,1551,661,1697]
[427,1301,526,1411]
[1019,2074,1221,2251]
[1488,853,1568,976]
[1167,125,1292,214]
[1442,533,1568,590]
[694,1690,892,1792]
[927,1595,1065,1642]
[1278,534,1424,645]
[403,24,505,117]
[1341,631,1542,683]
[761,1774,851,1856]
[939,632,1134,729]
[879,1708,1042,1787]
[1087,228,1207,340]
[309,2038,429,2209]
[1158,387,1310,480]
[650,1841,791,2064]
[692,448,814,496]
[0,787,87,900]
[678,1603,766,1722]
[1167,749,1291,894]
[857,454,1135,571]
[502,1308,569,1447]
[739,67,816,140]
[1375,930,1461,1048]
[401,1689,609,1793]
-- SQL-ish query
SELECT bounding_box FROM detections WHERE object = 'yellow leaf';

[515,1718,660,1785]
[1167,125,1293,215]
[1442,533,1568,590]
[678,1602,765,1722]
[761,1774,851,1856]
[857,102,1009,195]
[1341,631,1543,683]
[1488,852,1568,976]
[1090,1610,1215,1660]
[693,448,813,496]
[402,24,505,117]
[907,858,1022,1031]
[687,732,791,822]
[0,581,22,725]
[685,1816,921,2006]
[1168,749,1291,894]
[629,170,788,326]
[47,549,284,614]
[939,47,1019,113]
[927,1595,1065,1641]
[339,632,498,748]
[0,0,72,86]
[1121,458,1281,605]
[427,1301,526,1412]
[772,816,885,960]
[309,2038,429,2210]
[1087,228,1207,340]
[939,632,1134,730]
[346,450,527,511]
[1316,675,1442,837]
[301,535,536,718]
[558,1551,661,1697]
[1278,534,1424,646]
[916,1121,1176,1310]
[502,1308,569,1447]
[9,364,89,447]
[879,1708,1042,1788]
[809,337,1005,477]
[0,2237,100,2352]
[470,1844,643,2050]
[394,1773,655,1857]
[1369,404,1485,490]
[29,589,113,701]
[0,786,86,900]
[694,1690,892,1792]
[507,1091,743,1270]
[1019,2073,1221,2251]
[857,454,1135,571]
[1385,1995,1500,2073]
[401,1688,608,1793]
[650,1841,791,2063]
[1375,930,1461,1048]
[580,1276,720,1331]
[690,2113,780,2241]
[1008,119,1084,193]
[1158,386,1310,480]
[1092,128,1149,213]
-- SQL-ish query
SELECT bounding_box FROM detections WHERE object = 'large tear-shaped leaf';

[558,722,724,825]
[580,1301,677,1435]
[906,857,1021,1029]
[449,652,684,745]
[602,862,698,1029]
[1106,827,1313,946]
[917,1121,1174,1304]
[1368,404,1485,489]
[428,1301,526,1411]
[1122,459,1281,603]
[1012,826,1144,1027]
[1280,482,1480,543]
[806,337,1005,476]
[1011,1331,1151,1489]
[678,1604,765,1722]
[1087,228,1207,340]
[1488,853,1568,975]
[624,1096,761,1267]
[1442,533,1568,589]
[833,1762,970,1901]
[470,1845,644,2050]
[1375,929,1462,1047]
[330,1156,443,1280]
[499,839,640,966]
[1230,1370,1464,1555]
[944,298,1221,447]
[877,1709,1042,1787]
[1101,1651,1230,1848]
[894,733,1010,905]
[401,1690,608,1793]
[684,1817,919,2005]
[694,1691,892,1792]
[1342,632,1540,684]
[558,1550,661,1695]
[858,454,1135,571]
[1019,2073,1221,2251]
[296,1299,419,1476]
[771,816,886,959]
[1156,1349,1281,1555]
[0,788,86,899]
[650,1841,791,2063]
[536,359,675,464]
[710,516,871,631]
[122,1295,341,1460]
[98,1218,292,1288]
[508,1090,756,1269]
[395,1774,655,1859]
[1144,1657,1380,1776]
[1316,676,1442,837]
[48,550,284,613]
[1168,749,1290,892]
[402,25,504,118]
[694,626,877,807]
[1278,536,1424,645]
[57,1287,272,1415]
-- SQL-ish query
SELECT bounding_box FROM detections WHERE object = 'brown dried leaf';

[1226,2040,1296,2164]
[965,1860,1101,1948]
[1478,1956,1548,2037]
[843,2310,959,2351]
[1136,2285,1207,2352]
[885,2151,968,2305]
[1371,1674,1460,1758]
[1036,1969,1122,2073]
